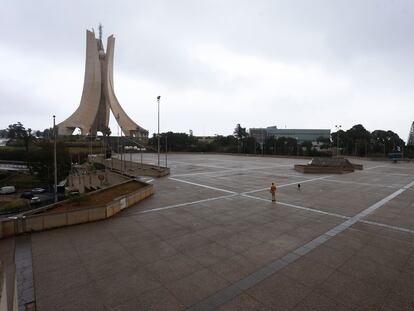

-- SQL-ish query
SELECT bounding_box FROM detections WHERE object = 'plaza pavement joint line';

[360,220,414,234]
[242,193,414,235]
[167,160,231,170]
[168,177,237,194]
[136,176,336,216]
[171,164,298,178]
[320,178,402,189]
[241,194,350,220]
[242,175,333,195]
[185,178,414,311]
[136,194,237,214]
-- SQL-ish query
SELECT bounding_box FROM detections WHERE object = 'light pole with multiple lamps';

[335,125,342,158]
[157,96,161,167]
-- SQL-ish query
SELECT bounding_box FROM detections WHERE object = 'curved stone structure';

[408,121,414,146]
[57,29,148,139]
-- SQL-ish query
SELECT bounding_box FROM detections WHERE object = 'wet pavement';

[3,154,414,310]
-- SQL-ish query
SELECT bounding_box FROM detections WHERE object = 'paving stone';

[338,256,400,290]
[370,234,414,253]
[151,223,193,240]
[355,244,411,271]
[35,283,104,311]
[389,269,414,301]
[322,234,366,252]
[111,286,185,311]
[32,248,81,274]
[247,273,312,311]
[280,257,335,287]
[195,226,235,241]
[128,240,179,265]
[82,252,138,281]
[242,242,289,266]
[375,227,414,244]
[35,265,90,299]
[145,253,203,283]
[316,271,388,310]
[216,293,271,311]
[208,254,261,283]
[21,154,414,310]
[165,268,230,307]
[267,233,306,251]
[380,291,414,311]
[304,244,355,269]
[184,242,237,267]
[292,291,351,311]
[93,268,162,307]
[217,234,264,254]
[337,227,376,244]
[114,230,163,249]
[166,232,212,251]
[75,239,130,261]
[406,252,414,272]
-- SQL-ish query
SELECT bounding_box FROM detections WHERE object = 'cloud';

[0,0,413,141]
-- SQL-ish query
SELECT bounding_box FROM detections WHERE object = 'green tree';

[0,129,7,138]
[6,122,33,151]
[233,124,248,153]
[28,141,71,184]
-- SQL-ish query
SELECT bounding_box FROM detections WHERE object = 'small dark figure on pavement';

[270,182,277,202]
[297,183,301,191]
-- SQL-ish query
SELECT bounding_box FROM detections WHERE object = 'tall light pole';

[296,137,299,157]
[335,125,342,158]
[53,115,58,203]
[165,134,168,167]
[157,95,161,167]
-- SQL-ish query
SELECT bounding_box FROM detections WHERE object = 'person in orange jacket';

[270,182,277,202]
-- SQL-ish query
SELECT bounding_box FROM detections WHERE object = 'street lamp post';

[53,115,58,203]
[165,135,168,167]
[335,125,342,158]
[157,96,161,167]
[296,137,299,157]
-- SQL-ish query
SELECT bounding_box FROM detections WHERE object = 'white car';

[30,196,41,204]
[32,187,46,194]
[0,186,16,194]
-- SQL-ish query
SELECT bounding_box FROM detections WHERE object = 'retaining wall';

[294,165,354,174]
[0,181,153,238]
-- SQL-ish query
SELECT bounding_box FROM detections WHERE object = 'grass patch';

[0,198,28,214]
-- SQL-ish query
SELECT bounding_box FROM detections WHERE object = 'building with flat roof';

[249,126,331,144]
[249,128,267,144]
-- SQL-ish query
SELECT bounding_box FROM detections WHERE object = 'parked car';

[20,192,34,199]
[30,196,41,204]
[32,187,46,194]
[0,186,16,194]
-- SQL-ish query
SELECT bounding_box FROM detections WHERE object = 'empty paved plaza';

[3,154,414,310]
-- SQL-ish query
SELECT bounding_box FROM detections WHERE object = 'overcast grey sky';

[1,0,413,141]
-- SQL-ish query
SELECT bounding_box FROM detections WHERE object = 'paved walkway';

[3,154,414,310]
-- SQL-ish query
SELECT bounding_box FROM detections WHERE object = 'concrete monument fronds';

[57,25,148,139]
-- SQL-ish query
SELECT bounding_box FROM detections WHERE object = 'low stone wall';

[0,238,18,311]
[352,163,363,170]
[294,165,355,174]
[0,181,154,238]
[96,156,170,178]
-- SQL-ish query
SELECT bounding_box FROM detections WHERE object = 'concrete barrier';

[0,181,154,238]
[294,164,353,174]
